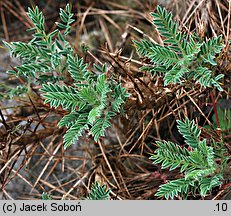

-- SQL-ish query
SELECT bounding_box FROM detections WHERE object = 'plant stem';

[210,91,221,136]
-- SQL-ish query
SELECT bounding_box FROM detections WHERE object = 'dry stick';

[110,190,123,200]
[157,86,203,122]
[9,128,54,146]
[2,143,38,189]
[78,4,92,36]
[128,114,155,154]
[117,169,131,198]
[30,141,63,193]
[182,0,197,23]
[99,49,144,65]
[120,125,139,152]
[52,173,64,192]
[0,149,21,175]
[95,165,117,189]
[185,90,213,127]
[154,118,160,140]
[61,144,65,173]
[183,0,206,25]
[0,109,9,130]
[2,188,13,200]
[128,24,157,44]
[62,169,92,200]
[87,50,103,65]
[0,4,9,41]
[227,0,231,45]
[99,17,114,52]
[99,0,146,20]
[8,168,37,192]
[27,95,44,132]
[49,176,80,194]
[31,153,87,160]
[44,159,60,182]
[98,140,120,189]
[157,98,192,123]
[210,91,221,136]
[1,1,32,29]
[141,118,146,155]
[76,10,138,18]
[38,141,52,158]
[31,131,61,168]
[14,0,30,25]
[215,0,226,36]
[38,178,77,199]
[212,189,225,200]
[207,13,218,37]
[102,13,122,32]
[2,146,23,187]
[116,131,127,155]
[79,7,143,18]
[107,51,144,100]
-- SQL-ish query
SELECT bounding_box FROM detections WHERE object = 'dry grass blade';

[30,140,63,192]
[98,140,120,189]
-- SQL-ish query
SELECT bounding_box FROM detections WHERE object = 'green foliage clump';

[214,106,231,132]
[150,118,228,199]
[87,181,110,200]
[0,84,28,100]
[42,192,53,200]
[134,6,224,91]
[4,4,129,149]
[208,101,231,133]
[41,181,110,200]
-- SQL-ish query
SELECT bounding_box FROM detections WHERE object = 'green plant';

[87,181,110,200]
[134,6,224,91]
[214,106,231,132]
[204,101,231,133]
[41,181,110,200]
[0,83,28,100]
[150,118,228,199]
[42,192,53,200]
[4,4,129,149]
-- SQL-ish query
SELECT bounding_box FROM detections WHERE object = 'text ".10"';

[215,203,228,212]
